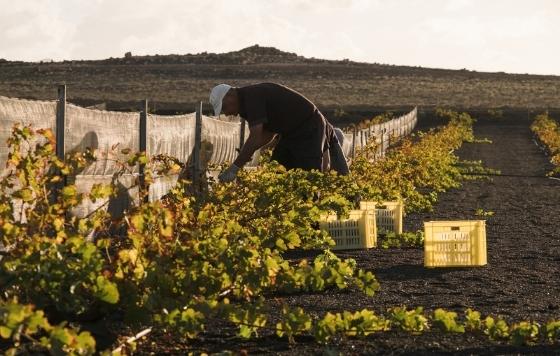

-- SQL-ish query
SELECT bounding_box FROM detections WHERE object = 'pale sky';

[1,0,559,75]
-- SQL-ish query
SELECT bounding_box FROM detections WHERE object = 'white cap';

[209,84,232,116]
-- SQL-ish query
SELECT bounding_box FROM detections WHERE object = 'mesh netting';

[0,95,417,218]
[0,96,57,171]
[66,103,140,176]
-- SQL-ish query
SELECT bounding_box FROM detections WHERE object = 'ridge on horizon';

[2,44,557,78]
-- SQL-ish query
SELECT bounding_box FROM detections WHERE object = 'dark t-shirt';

[237,83,316,135]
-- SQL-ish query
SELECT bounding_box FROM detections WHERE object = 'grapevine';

[531,112,560,175]
[2,110,556,354]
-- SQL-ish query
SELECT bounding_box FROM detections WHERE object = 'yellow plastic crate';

[360,201,403,235]
[320,210,377,250]
[424,220,487,268]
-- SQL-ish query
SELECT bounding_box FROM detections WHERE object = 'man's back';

[238,83,316,135]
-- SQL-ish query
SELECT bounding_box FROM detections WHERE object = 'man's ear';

[225,89,239,114]
[227,88,238,103]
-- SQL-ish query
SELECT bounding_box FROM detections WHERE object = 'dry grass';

[1,45,559,114]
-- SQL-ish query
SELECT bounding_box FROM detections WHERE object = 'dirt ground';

[132,112,560,355]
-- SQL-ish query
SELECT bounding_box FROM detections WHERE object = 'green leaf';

[94,276,119,304]
[284,231,301,249]
[49,326,73,354]
[432,308,464,333]
[75,331,96,352]
[138,155,149,165]
[90,184,113,201]
[25,311,51,334]
[238,325,252,339]
[545,320,560,341]
[130,214,145,232]
[275,238,287,251]
[62,185,77,200]
[464,308,482,331]
[15,188,34,202]
[510,321,539,346]
[355,270,379,297]
[0,325,12,338]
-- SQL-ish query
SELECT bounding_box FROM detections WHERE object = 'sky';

[1,0,559,75]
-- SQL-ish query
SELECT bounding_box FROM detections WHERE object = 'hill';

[0,44,559,118]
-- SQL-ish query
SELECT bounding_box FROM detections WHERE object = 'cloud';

[0,0,559,75]
[0,1,73,60]
[445,0,474,12]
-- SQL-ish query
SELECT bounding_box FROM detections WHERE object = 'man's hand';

[234,123,276,168]
[218,164,240,183]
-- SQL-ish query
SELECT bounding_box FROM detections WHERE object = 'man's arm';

[233,123,276,167]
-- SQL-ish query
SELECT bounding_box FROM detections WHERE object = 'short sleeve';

[243,89,268,127]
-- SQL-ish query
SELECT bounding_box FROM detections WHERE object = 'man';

[209,82,349,183]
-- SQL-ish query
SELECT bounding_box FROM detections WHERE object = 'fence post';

[54,84,67,198]
[374,126,379,159]
[192,102,203,189]
[381,128,385,157]
[139,99,148,203]
[360,130,364,148]
[56,85,66,161]
[239,118,246,151]
[351,127,357,160]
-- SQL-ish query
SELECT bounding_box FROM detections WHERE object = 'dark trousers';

[271,110,349,175]
[328,135,350,175]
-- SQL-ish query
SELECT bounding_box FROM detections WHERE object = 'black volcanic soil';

[131,112,560,355]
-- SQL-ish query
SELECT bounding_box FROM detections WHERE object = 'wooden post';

[239,118,246,152]
[55,85,67,196]
[360,130,364,148]
[56,85,66,161]
[381,128,385,156]
[351,127,357,159]
[139,99,148,202]
[192,102,203,189]
[375,134,380,160]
